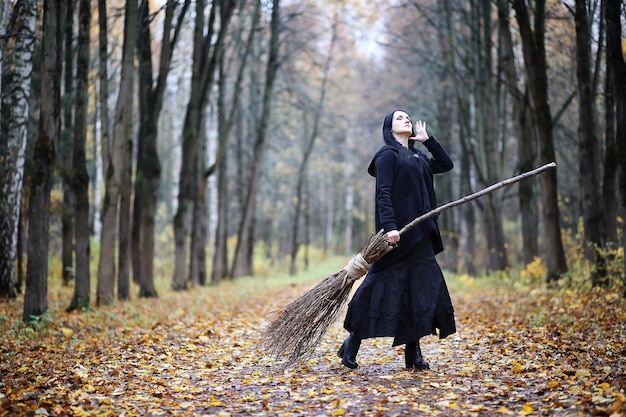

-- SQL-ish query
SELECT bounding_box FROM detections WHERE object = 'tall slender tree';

[23,0,64,321]
[574,0,606,286]
[231,0,281,279]
[134,0,190,297]
[289,12,337,275]
[60,0,75,287]
[0,0,37,299]
[497,0,538,265]
[211,0,261,283]
[604,0,626,296]
[67,0,92,311]
[512,0,567,282]
[472,0,508,271]
[173,0,236,290]
[96,0,110,248]
[98,0,137,305]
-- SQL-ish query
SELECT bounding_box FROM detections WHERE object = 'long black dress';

[343,136,456,347]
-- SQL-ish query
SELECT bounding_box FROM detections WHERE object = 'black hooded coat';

[343,111,457,346]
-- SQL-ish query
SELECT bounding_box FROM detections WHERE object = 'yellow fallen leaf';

[511,364,524,373]
[331,410,345,416]
[520,403,534,415]
[547,380,559,388]
[60,327,74,337]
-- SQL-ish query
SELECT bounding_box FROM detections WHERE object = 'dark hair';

[382,110,417,151]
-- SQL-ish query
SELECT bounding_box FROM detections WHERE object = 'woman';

[339,110,456,370]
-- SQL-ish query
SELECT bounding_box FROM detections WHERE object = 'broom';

[260,162,557,367]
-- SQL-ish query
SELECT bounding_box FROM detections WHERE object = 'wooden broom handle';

[399,162,557,236]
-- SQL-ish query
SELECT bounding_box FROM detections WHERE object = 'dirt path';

[2,278,625,416]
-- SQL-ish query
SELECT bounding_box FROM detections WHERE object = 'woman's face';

[391,111,412,136]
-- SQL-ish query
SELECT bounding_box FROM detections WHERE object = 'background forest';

[1,0,625,321]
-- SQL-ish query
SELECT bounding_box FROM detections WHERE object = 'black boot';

[337,333,361,369]
[405,341,430,370]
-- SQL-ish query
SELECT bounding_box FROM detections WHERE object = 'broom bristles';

[260,230,395,367]
[260,269,355,367]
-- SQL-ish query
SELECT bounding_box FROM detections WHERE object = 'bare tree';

[23,0,64,321]
[0,0,37,299]
[67,0,92,311]
[603,0,626,296]
[231,0,281,279]
[573,0,606,286]
[289,12,337,275]
[442,0,476,274]
[173,0,236,290]
[211,0,261,284]
[134,0,190,297]
[96,0,110,252]
[98,0,137,305]
[497,0,538,265]
[512,0,567,282]
[471,0,508,272]
[60,0,75,287]
[601,0,618,246]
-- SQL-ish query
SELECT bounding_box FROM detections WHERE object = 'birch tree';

[0,0,37,299]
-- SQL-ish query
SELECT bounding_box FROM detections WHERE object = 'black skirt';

[343,237,456,346]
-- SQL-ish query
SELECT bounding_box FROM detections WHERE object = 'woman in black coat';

[339,110,456,370]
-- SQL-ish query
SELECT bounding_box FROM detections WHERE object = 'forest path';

[1,272,625,416]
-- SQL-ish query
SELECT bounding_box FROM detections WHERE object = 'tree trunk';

[135,0,189,297]
[475,0,507,272]
[173,0,236,289]
[434,15,458,271]
[574,0,606,286]
[497,0,538,265]
[96,0,110,245]
[118,132,133,300]
[210,0,260,284]
[602,29,618,245]
[604,0,626,296]
[189,117,206,286]
[98,0,137,305]
[23,0,63,321]
[442,0,476,274]
[289,13,336,275]
[512,0,567,282]
[67,0,91,312]
[60,0,75,287]
[0,0,37,299]
[602,21,619,247]
[211,150,229,283]
[232,0,281,279]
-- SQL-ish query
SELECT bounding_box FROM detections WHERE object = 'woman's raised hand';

[410,120,429,142]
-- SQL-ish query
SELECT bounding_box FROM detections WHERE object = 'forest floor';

[1,260,626,417]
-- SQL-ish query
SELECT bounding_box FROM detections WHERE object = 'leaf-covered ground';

[1,268,625,416]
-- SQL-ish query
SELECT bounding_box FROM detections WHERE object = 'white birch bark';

[0,0,37,297]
